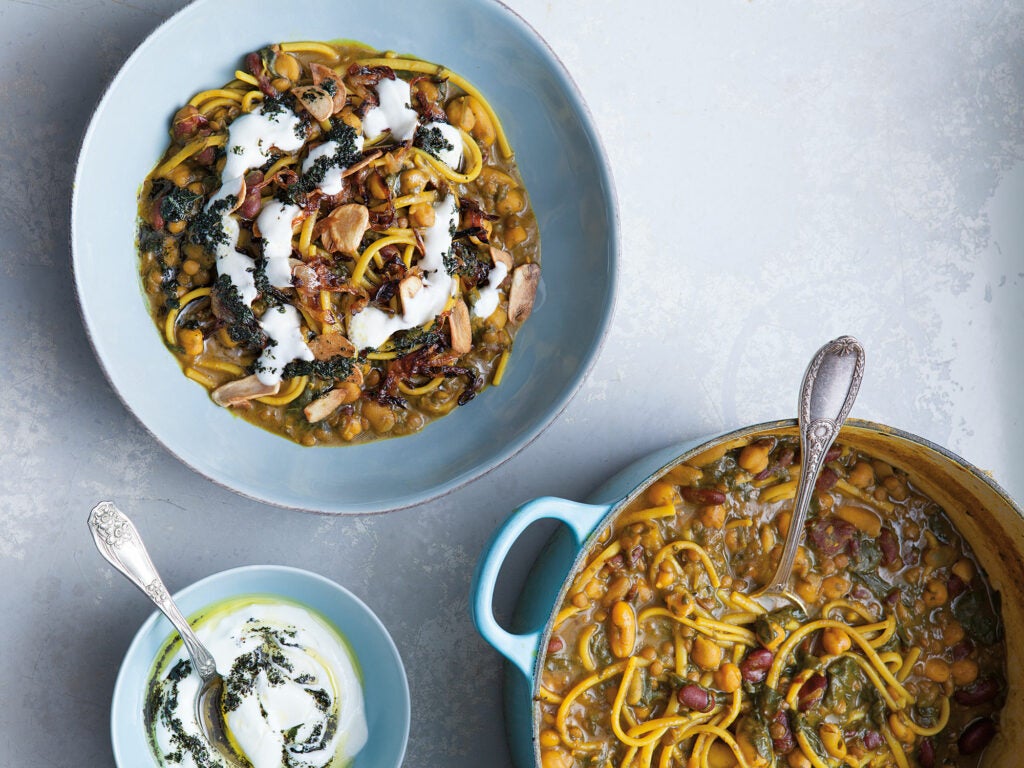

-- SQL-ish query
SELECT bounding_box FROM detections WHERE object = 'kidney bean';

[769,711,794,754]
[950,639,975,662]
[815,467,839,491]
[918,738,935,768]
[195,146,217,166]
[681,487,727,506]
[958,718,997,755]
[850,583,871,601]
[878,528,900,567]
[947,574,967,599]
[797,673,828,712]
[883,588,901,608]
[954,677,1000,707]
[778,448,796,468]
[546,636,564,654]
[629,545,645,566]
[677,684,715,713]
[824,446,842,462]
[862,730,883,750]
[740,648,774,683]
[606,554,625,570]
[808,517,857,557]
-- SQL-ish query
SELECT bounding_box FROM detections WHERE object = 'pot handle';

[471,496,609,679]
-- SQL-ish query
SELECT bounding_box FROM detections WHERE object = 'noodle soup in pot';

[517,425,1018,768]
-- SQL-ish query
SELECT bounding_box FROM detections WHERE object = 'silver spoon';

[88,501,247,767]
[751,335,866,610]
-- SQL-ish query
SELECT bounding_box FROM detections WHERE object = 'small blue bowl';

[111,565,409,768]
[71,0,618,514]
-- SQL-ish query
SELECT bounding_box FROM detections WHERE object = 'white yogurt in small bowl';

[112,566,408,768]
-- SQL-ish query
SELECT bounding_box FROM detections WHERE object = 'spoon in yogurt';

[88,501,248,767]
[750,335,866,611]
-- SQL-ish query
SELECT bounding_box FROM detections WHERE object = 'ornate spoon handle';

[87,501,217,680]
[756,336,866,599]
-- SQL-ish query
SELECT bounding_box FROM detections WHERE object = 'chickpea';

[883,475,909,501]
[169,163,191,187]
[340,417,360,442]
[872,460,895,480]
[822,627,852,655]
[922,579,948,608]
[177,328,203,356]
[192,269,211,287]
[691,635,723,670]
[951,658,979,686]
[362,400,397,433]
[714,662,742,693]
[776,510,792,538]
[822,575,851,600]
[795,576,821,605]
[608,601,637,658]
[923,658,950,683]
[167,220,187,235]
[270,76,291,93]
[414,79,439,102]
[275,52,301,82]
[400,168,430,196]
[339,107,361,132]
[496,189,525,216]
[952,558,975,583]
[182,258,201,276]
[706,741,737,768]
[538,730,560,748]
[504,223,528,247]
[447,95,495,144]
[640,645,657,661]
[408,202,435,228]
[738,443,771,474]
[943,621,965,647]
[667,464,703,485]
[540,748,573,768]
[650,660,664,676]
[700,505,726,529]
[847,461,875,488]
[787,751,812,768]
[584,579,603,600]
[888,713,912,743]
[187,181,205,195]
[570,592,589,609]
[819,723,847,759]
[646,480,678,507]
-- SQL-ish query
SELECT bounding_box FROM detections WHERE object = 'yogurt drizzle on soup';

[146,597,367,768]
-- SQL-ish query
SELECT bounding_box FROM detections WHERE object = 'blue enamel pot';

[470,419,1024,768]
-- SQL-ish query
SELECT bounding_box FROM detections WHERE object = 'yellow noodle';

[835,479,896,514]
[241,89,264,113]
[492,349,511,386]
[265,153,298,178]
[553,605,580,629]
[578,625,598,672]
[569,540,623,596]
[154,134,227,178]
[536,686,563,705]
[233,70,259,86]
[299,210,317,257]
[759,480,798,504]
[412,127,484,184]
[611,658,664,748]
[823,599,878,624]
[879,724,911,768]
[188,88,245,108]
[397,377,444,396]
[163,287,212,344]
[556,660,629,749]
[198,97,238,115]
[617,504,677,528]
[392,191,438,209]
[897,647,922,682]
[184,367,217,388]
[899,695,950,737]
[280,41,340,60]
[795,731,832,768]
[648,540,721,590]
[728,591,768,615]
[256,376,307,406]
[195,359,246,376]
[351,235,419,286]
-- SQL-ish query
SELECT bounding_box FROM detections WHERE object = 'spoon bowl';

[88,502,247,767]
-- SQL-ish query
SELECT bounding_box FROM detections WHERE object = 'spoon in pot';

[88,502,247,767]
[750,335,866,611]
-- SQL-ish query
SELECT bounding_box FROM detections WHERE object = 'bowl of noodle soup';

[472,420,1023,768]
[72,0,616,513]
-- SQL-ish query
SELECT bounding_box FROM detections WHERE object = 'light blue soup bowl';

[72,0,617,514]
[112,565,410,768]
[470,420,1024,768]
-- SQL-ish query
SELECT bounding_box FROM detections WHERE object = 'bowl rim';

[110,563,410,768]
[69,0,620,515]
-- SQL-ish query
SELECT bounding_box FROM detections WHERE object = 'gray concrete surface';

[1,0,1022,765]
